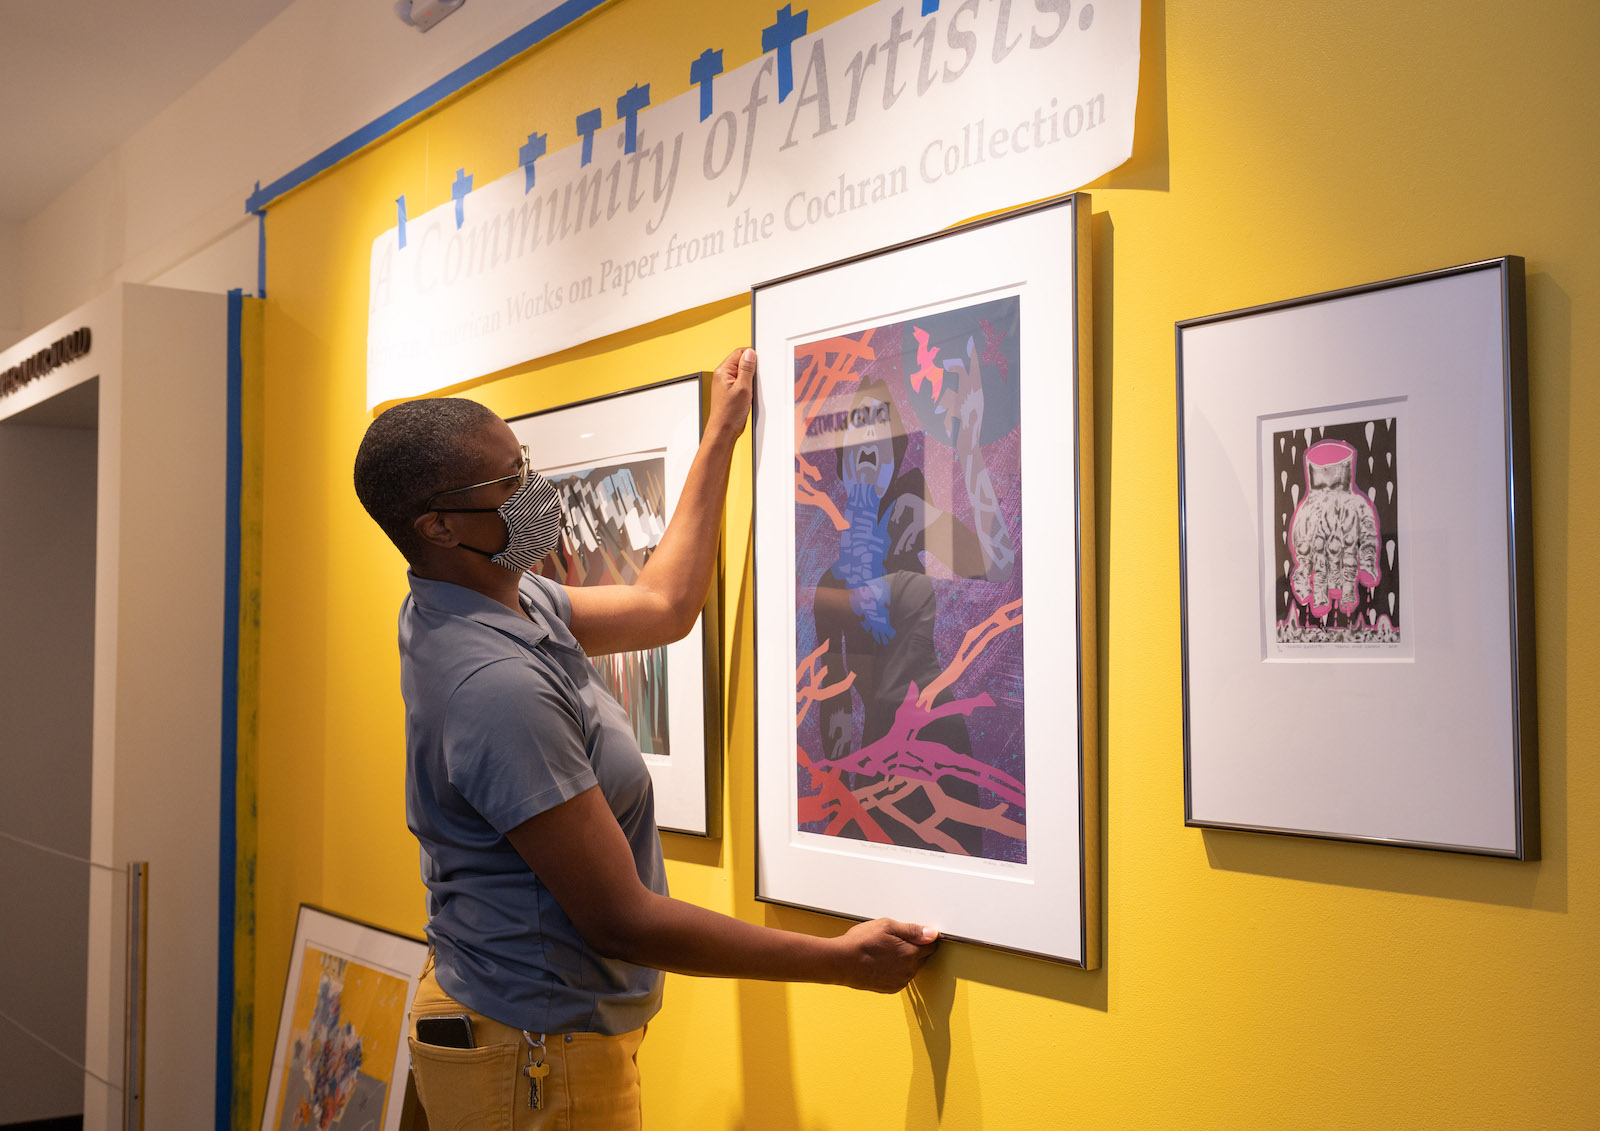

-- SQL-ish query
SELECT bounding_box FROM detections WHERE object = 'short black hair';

[354,397,500,559]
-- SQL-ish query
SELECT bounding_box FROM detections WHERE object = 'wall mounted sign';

[0,327,91,400]
[752,194,1098,964]
[366,0,1139,407]
[1177,258,1538,858]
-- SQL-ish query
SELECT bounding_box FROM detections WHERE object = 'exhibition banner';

[366,0,1140,407]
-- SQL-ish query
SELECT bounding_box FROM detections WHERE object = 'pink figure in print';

[1288,440,1381,619]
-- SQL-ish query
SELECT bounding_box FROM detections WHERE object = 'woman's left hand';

[707,347,757,441]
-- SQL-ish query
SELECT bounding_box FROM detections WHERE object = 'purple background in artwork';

[793,298,1027,863]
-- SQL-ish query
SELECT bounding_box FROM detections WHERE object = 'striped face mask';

[450,471,563,572]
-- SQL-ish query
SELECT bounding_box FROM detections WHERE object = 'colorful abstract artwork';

[272,946,409,1131]
[791,296,1027,862]
[537,458,671,755]
[1268,415,1402,645]
[756,195,1096,962]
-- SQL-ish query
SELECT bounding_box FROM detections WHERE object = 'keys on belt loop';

[522,1031,548,1110]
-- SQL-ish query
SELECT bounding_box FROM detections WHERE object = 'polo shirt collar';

[406,571,551,650]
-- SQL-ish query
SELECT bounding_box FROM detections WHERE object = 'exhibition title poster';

[367,0,1140,407]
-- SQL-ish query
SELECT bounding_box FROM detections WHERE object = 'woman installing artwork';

[352,346,938,1129]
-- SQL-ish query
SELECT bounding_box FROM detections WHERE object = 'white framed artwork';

[751,194,1098,965]
[1177,257,1538,858]
[260,905,429,1131]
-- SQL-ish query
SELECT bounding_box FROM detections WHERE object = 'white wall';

[0,417,98,1125]
[20,0,576,332]
[0,286,231,1130]
[97,285,230,1131]
[0,219,21,350]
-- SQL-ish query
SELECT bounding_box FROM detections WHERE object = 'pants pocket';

[406,1036,520,1131]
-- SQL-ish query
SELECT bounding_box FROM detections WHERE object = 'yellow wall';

[252,1,1599,1125]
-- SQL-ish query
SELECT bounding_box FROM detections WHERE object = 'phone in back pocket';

[415,1014,474,1048]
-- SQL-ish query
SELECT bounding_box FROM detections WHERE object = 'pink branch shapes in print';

[794,331,877,532]
[918,599,1023,709]
[831,684,1026,809]
[795,457,849,532]
[1288,439,1381,619]
[794,330,876,452]
[795,640,856,729]
[794,601,1026,856]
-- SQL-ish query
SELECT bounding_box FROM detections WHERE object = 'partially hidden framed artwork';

[260,905,430,1131]
[509,373,722,837]
[752,193,1098,965]
[1177,257,1538,858]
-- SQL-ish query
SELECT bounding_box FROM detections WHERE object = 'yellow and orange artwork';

[273,945,409,1131]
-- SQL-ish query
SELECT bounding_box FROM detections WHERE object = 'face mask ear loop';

[433,506,512,562]
[454,540,502,560]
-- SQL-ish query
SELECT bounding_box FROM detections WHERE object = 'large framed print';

[509,374,722,837]
[1177,257,1538,858]
[751,194,1098,966]
[260,905,429,1131]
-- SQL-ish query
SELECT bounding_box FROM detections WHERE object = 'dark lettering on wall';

[0,327,92,400]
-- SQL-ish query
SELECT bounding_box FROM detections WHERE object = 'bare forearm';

[510,778,934,997]
[597,890,844,984]
[633,424,739,637]
[566,350,753,655]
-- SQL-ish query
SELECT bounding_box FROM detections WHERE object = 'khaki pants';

[407,954,645,1130]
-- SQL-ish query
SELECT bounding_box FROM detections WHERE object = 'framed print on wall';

[1177,257,1538,858]
[509,373,723,837]
[751,194,1098,965]
[260,905,429,1131]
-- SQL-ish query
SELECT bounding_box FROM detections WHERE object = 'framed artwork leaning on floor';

[751,193,1098,965]
[260,905,430,1131]
[509,373,723,837]
[1177,256,1538,858]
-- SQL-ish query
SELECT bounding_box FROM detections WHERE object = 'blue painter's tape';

[244,0,609,214]
[519,132,548,193]
[576,108,603,166]
[616,84,651,155]
[690,48,723,122]
[922,0,939,14]
[451,170,472,229]
[761,5,808,101]
[396,195,408,249]
[215,286,244,1131]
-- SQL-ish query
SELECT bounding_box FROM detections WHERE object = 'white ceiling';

[0,0,298,222]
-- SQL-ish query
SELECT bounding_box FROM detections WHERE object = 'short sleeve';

[441,657,597,833]
[523,573,572,625]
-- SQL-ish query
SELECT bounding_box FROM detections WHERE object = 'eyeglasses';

[423,445,531,514]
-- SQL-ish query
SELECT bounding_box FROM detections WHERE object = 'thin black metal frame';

[1175,256,1538,860]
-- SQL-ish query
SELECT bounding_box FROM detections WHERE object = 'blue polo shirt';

[399,571,666,1035]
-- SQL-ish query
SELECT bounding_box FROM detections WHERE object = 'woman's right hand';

[832,918,940,993]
